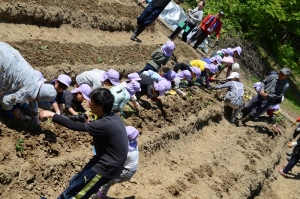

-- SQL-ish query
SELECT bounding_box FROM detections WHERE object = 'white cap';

[227,72,240,79]
[232,63,240,72]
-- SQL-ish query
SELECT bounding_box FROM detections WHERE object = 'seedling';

[41,45,48,50]
[15,138,24,154]
[110,60,114,63]
[98,57,103,63]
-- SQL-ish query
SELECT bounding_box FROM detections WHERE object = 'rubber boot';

[236,114,251,127]
[130,26,144,41]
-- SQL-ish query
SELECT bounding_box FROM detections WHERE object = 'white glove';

[31,115,40,127]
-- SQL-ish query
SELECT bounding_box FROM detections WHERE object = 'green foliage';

[15,138,24,154]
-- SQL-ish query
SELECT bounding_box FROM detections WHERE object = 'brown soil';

[0,0,299,199]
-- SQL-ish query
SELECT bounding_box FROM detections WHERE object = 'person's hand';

[39,110,55,119]
[12,108,23,120]
[188,8,192,12]
[287,142,297,148]
[31,115,40,127]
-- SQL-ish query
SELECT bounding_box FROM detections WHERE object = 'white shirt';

[75,69,105,90]
[124,147,139,171]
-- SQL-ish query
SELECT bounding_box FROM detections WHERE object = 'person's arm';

[213,81,232,90]
[268,83,289,100]
[53,114,86,131]
[64,92,78,115]
[68,107,78,115]
[260,76,270,93]
[51,102,61,114]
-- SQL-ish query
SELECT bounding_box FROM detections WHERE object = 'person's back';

[76,69,105,90]
[224,81,244,106]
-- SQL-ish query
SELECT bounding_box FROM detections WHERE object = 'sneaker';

[130,34,137,41]
[276,167,287,178]
[286,151,293,156]
[151,97,161,102]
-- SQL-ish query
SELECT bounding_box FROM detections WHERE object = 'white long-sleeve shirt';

[76,69,105,90]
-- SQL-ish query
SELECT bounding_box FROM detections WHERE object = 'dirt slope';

[0,0,299,199]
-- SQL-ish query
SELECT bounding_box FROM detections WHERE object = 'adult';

[168,1,205,42]
[130,0,172,41]
[187,11,224,50]
[0,42,56,125]
[237,68,290,126]
[76,69,120,90]
[39,88,128,199]
[138,41,175,74]
[213,72,244,123]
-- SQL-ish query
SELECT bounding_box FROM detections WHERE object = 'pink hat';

[253,82,261,92]
[176,70,192,81]
[161,41,175,57]
[163,70,176,81]
[222,56,234,64]
[128,73,141,81]
[190,66,201,78]
[71,84,92,101]
[35,70,47,81]
[101,69,120,85]
[126,126,139,150]
[210,55,222,65]
[125,80,141,96]
[57,74,72,87]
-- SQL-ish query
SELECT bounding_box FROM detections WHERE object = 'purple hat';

[210,55,222,65]
[126,126,139,150]
[57,74,71,87]
[154,79,171,96]
[221,48,233,55]
[233,46,242,56]
[125,80,141,96]
[71,84,92,101]
[101,69,120,85]
[269,71,278,76]
[161,41,175,57]
[253,82,261,92]
[163,70,176,82]
[190,66,201,78]
[270,104,280,111]
[205,63,219,74]
[128,73,141,81]
[176,70,192,81]
[35,70,47,81]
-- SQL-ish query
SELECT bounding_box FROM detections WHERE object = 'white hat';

[232,63,240,72]
[227,72,240,79]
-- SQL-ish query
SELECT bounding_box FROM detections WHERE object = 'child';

[173,70,192,97]
[62,84,92,115]
[141,70,162,82]
[110,81,141,116]
[211,46,242,58]
[162,70,177,82]
[92,126,139,199]
[215,56,234,78]
[119,72,141,87]
[138,41,175,74]
[213,72,244,123]
[76,69,120,90]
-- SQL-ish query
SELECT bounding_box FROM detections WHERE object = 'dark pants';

[137,2,164,30]
[242,94,275,119]
[138,63,157,75]
[169,23,196,42]
[173,63,191,73]
[57,159,111,199]
[284,149,300,173]
[187,28,208,49]
[138,75,154,98]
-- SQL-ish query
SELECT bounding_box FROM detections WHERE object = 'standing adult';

[130,0,172,41]
[168,1,205,42]
[0,42,56,125]
[39,88,128,199]
[187,11,224,50]
[237,68,290,126]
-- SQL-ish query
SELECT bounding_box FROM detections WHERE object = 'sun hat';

[38,83,57,103]
[280,68,291,76]
[222,56,234,64]
[127,73,141,81]
[232,63,240,72]
[163,70,176,82]
[190,66,201,79]
[125,80,141,96]
[126,126,139,150]
[57,74,72,87]
[205,63,219,74]
[177,70,192,81]
[71,84,92,101]
[161,41,175,57]
[101,69,120,85]
[35,70,47,82]
[154,79,170,96]
[226,72,240,79]
[269,71,278,76]
[253,82,261,92]
[233,46,242,56]
[210,55,222,65]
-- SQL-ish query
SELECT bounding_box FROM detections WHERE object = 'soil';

[0,0,299,199]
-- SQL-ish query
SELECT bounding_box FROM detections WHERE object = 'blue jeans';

[0,103,28,119]
[57,159,111,199]
[138,63,157,75]
[137,2,164,28]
